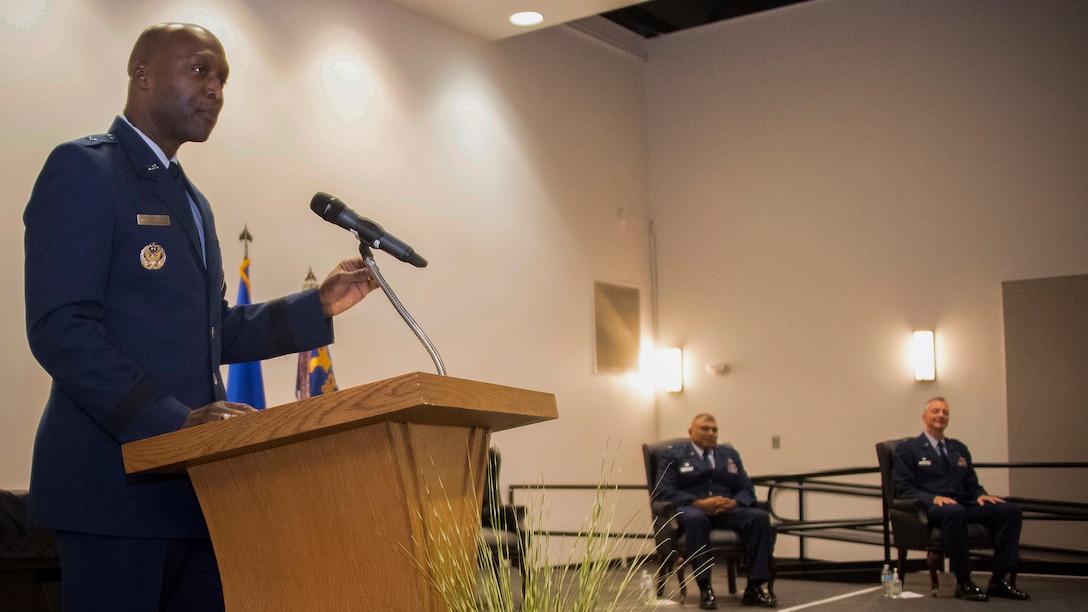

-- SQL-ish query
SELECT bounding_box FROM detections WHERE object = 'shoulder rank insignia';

[78,134,117,148]
[140,243,166,270]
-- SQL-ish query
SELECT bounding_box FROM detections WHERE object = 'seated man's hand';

[976,494,1005,505]
[694,496,738,515]
[932,495,958,506]
[182,401,257,428]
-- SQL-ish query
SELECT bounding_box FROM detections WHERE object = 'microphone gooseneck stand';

[358,242,447,376]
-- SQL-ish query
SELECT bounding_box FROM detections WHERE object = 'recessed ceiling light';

[509,11,544,27]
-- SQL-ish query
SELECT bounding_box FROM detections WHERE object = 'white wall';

[644,0,1088,558]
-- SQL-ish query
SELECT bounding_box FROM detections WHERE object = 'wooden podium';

[122,372,557,611]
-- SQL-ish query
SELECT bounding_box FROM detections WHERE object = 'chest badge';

[140,243,166,270]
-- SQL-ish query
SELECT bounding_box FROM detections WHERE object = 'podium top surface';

[122,372,557,475]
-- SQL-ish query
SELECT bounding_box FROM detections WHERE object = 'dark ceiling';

[601,0,813,38]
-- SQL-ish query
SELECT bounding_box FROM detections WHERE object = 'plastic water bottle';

[639,569,654,606]
[881,564,893,597]
[887,566,905,596]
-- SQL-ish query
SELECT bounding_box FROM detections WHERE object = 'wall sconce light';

[912,330,936,381]
[656,348,684,393]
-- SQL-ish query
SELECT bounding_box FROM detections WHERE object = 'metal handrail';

[752,468,884,559]
[506,461,1088,564]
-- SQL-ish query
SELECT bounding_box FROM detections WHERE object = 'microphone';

[310,192,427,267]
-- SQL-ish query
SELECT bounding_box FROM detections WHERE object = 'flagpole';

[358,243,447,376]
[225,225,267,408]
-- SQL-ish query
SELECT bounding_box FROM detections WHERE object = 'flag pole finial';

[302,267,318,290]
[239,225,253,259]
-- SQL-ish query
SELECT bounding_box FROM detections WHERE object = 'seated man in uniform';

[893,397,1029,602]
[656,413,776,609]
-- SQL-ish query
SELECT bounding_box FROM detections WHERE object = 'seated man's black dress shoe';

[741,584,777,607]
[955,581,990,602]
[987,579,1030,600]
[699,586,717,610]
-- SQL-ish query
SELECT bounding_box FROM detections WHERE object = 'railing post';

[882,498,892,566]
[797,481,806,561]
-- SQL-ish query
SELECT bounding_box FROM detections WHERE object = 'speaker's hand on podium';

[182,401,258,428]
[318,257,380,317]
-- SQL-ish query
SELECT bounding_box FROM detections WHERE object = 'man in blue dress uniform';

[893,397,1030,602]
[656,414,776,608]
[24,23,379,611]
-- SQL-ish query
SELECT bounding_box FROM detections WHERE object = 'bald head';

[123,23,228,158]
[128,23,219,73]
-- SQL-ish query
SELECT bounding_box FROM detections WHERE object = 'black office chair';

[0,489,60,607]
[876,438,997,596]
[480,447,526,582]
[643,439,770,603]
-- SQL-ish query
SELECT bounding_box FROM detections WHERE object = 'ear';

[131,63,151,89]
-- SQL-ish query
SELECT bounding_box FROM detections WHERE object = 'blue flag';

[296,268,338,400]
[226,257,267,408]
[296,345,338,400]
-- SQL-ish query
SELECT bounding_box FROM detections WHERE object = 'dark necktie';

[703,449,715,469]
[169,163,207,266]
[168,162,186,192]
[937,441,951,470]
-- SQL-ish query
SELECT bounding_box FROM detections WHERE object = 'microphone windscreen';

[310,192,344,221]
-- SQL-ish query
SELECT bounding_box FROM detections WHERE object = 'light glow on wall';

[319,52,377,125]
[0,0,48,29]
[447,90,492,156]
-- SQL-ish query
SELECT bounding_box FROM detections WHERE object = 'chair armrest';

[650,499,680,546]
[889,497,932,550]
[891,497,928,518]
[651,499,677,516]
[651,499,678,528]
[483,504,526,533]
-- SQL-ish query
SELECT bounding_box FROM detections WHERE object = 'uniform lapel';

[186,178,222,285]
[164,171,207,263]
[918,436,946,473]
[173,164,217,270]
[929,438,952,473]
[944,441,960,473]
[110,118,206,263]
